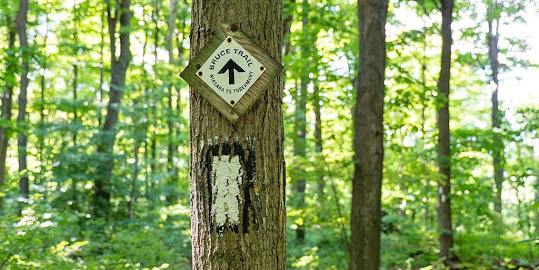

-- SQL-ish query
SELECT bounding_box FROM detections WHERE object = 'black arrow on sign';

[218,59,245,84]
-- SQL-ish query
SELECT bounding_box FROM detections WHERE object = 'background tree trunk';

[166,0,178,198]
[487,0,503,214]
[94,0,132,218]
[16,0,30,207]
[436,0,455,261]
[0,17,17,213]
[189,0,285,268]
[98,8,105,126]
[349,0,388,269]
[293,0,309,242]
[313,80,324,200]
[282,0,296,56]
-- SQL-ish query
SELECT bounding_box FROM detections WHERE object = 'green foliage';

[0,0,537,269]
[0,201,191,269]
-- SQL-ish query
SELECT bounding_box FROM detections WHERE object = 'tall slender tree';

[94,0,132,218]
[0,16,17,212]
[436,0,455,261]
[313,74,324,200]
[72,1,80,146]
[293,0,309,242]
[16,0,30,207]
[349,0,388,269]
[487,0,504,214]
[188,0,286,268]
[166,0,179,204]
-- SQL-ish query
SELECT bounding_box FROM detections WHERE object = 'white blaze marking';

[441,194,446,203]
[212,155,243,228]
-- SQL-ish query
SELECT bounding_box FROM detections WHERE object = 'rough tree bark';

[349,0,388,269]
[16,0,30,206]
[436,0,455,261]
[94,0,131,218]
[487,0,504,214]
[189,0,286,268]
[0,17,17,212]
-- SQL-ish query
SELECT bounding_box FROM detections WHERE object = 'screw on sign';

[180,24,282,124]
[197,36,264,107]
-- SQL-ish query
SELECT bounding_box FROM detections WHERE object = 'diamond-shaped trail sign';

[180,23,283,124]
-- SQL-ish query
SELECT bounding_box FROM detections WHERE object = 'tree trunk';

[420,32,429,226]
[0,17,17,212]
[436,0,455,261]
[189,0,285,268]
[535,166,539,245]
[73,64,78,145]
[487,0,503,214]
[167,0,177,64]
[167,0,178,204]
[38,15,49,199]
[150,0,160,184]
[349,0,388,269]
[16,0,30,207]
[313,81,324,200]
[72,5,79,146]
[98,8,105,127]
[94,0,132,218]
[282,0,296,56]
[293,0,309,241]
[128,139,140,219]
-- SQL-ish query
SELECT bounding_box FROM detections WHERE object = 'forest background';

[0,0,538,269]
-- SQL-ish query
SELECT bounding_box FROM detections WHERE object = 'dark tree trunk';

[167,0,177,64]
[420,33,430,225]
[128,139,140,219]
[313,81,324,200]
[0,17,17,212]
[282,0,296,56]
[72,5,79,146]
[349,0,388,269]
[38,15,49,198]
[98,8,105,126]
[16,0,30,207]
[167,0,178,204]
[436,0,455,262]
[94,0,132,218]
[72,64,78,145]
[293,0,309,241]
[189,0,286,268]
[150,0,160,183]
[487,0,503,214]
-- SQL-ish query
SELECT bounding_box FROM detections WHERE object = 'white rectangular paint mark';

[212,155,243,229]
